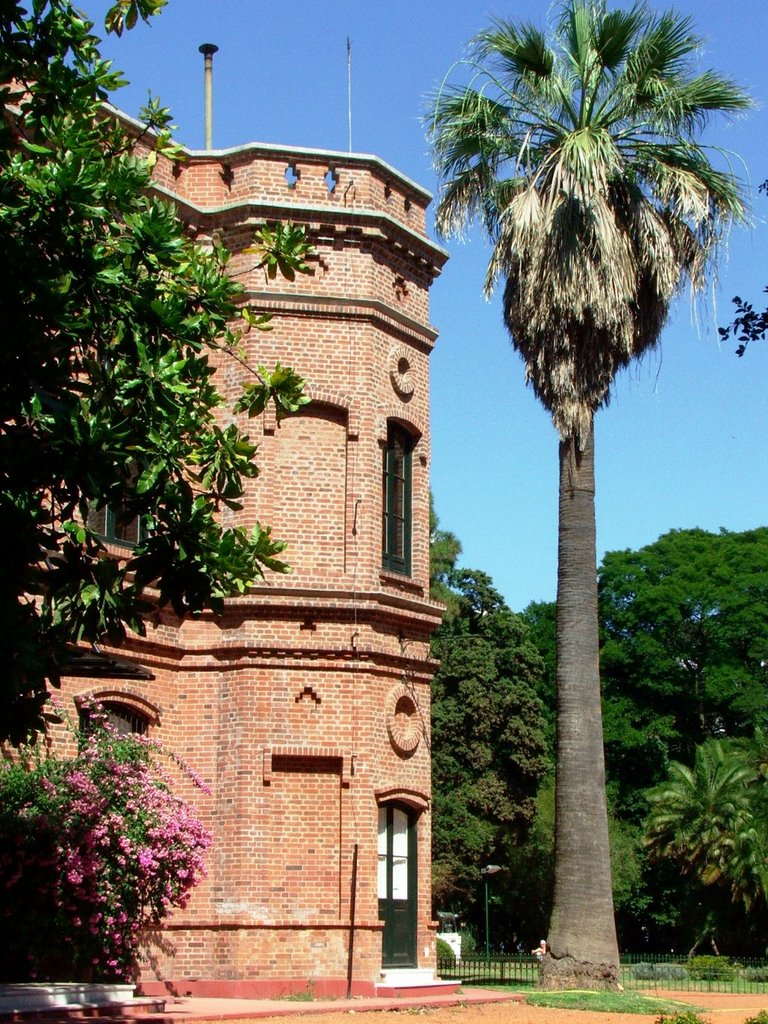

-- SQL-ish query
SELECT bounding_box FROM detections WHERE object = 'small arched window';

[79,700,150,736]
[382,423,412,575]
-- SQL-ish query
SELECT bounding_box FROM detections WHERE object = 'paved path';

[133,988,523,1023]
[9,985,766,1024]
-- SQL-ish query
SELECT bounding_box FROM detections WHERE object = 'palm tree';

[645,741,766,949]
[427,0,749,988]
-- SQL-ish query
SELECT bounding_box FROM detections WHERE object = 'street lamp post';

[480,864,502,961]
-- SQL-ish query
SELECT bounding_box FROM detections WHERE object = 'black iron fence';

[437,954,540,987]
[437,953,768,993]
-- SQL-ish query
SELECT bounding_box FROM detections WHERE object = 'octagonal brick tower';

[58,129,449,999]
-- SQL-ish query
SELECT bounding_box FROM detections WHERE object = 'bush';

[656,1013,707,1024]
[631,962,657,980]
[436,937,456,966]
[744,1013,768,1024]
[632,962,688,982]
[687,956,736,982]
[461,931,477,958]
[0,715,210,982]
[742,969,768,983]
[657,964,689,982]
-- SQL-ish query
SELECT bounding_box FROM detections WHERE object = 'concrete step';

[0,1000,166,1021]
[376,969,461,998]
[0,985,165,1021]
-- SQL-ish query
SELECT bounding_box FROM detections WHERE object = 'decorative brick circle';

[388,345,415,398]
[385,684,421,756]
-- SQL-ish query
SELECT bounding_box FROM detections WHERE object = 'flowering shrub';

[0,715,211,982]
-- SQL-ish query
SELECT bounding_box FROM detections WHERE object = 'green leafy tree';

[431,568,549,913]
[600,527,768,819]
[428,0,749,986]
[0,0,312,744]
[429,495,463,621]
[521,600,557,745]
[527,532,768,950]
[501,781,645,951]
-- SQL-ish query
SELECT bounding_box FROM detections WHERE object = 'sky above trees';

[79,0,768,611]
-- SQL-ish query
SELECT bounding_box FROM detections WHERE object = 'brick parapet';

[148,137,436,228]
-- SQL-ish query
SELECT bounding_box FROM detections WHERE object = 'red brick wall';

[57,129,446,996]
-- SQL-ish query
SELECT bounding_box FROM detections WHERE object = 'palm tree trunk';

[540,421,620,990]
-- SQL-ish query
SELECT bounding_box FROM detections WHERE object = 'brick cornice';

[244,292,439,350]
[182,141,434,204]
[92,636,438,684]
[111,106,433,202]
[221,586,444,625]
[150,184,448,271]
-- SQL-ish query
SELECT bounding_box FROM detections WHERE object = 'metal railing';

[437,953,768,993]
[437,954,540,987]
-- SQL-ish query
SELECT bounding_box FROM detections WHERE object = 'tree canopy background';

[434,522,768,956]
[514,528,768,958]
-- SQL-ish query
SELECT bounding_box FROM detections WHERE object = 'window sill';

[379,570,425,597]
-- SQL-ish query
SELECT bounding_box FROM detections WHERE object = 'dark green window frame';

[382,423,412,575]
[89,503,146,548]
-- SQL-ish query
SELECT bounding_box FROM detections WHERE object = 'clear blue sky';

[80,0,768,612]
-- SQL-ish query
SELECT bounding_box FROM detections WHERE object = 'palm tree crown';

[428,0,750,445]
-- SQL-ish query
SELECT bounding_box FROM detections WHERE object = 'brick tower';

[58,128,448,998]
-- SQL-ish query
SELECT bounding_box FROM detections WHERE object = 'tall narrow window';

[382,424,412,575]
[89,501,145,548]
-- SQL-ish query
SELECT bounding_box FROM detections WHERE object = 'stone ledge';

[0,984,166,1019]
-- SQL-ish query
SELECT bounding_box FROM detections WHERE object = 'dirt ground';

[248,990,768,1024]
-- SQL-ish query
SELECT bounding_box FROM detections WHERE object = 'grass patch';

[278,986,316,1001]
[526,990,700,1015]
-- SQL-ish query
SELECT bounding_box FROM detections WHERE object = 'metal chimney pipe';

[198,43,218,150]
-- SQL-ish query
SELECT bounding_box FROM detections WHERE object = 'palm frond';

[644,740,764,908]
[474,19,578,128]
[592,5,647,73]
[638,142,748,223]
[428,88,515,175]
[561,1,596,84]
[475,19,555,82]
[626,10,700,84]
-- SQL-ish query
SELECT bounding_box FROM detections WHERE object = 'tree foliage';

[600,528,768,818]
[429,495,463,621]
[428,1,749,445]
[0,0,312,745]
[500,781,645,949]
[644,737,768,952]
[430,562,549,911]
[719,180,768,356]
[524,528,768,953]
[645,740,765,911]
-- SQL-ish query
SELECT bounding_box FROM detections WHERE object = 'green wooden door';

[378,804,417,968]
